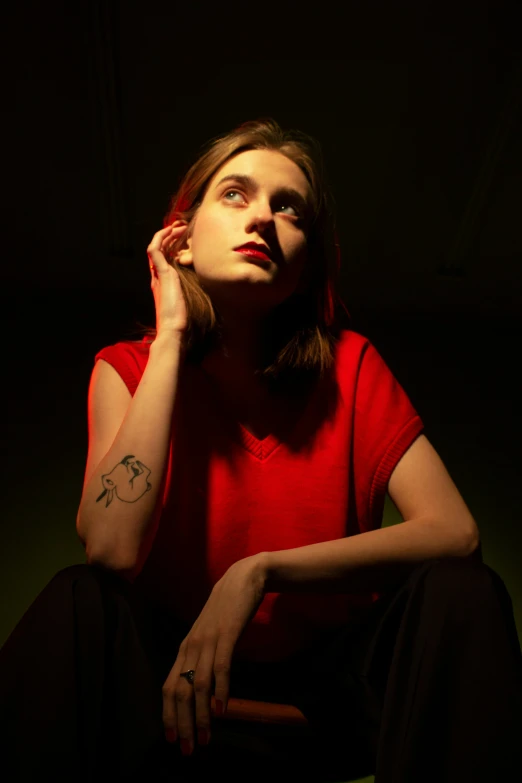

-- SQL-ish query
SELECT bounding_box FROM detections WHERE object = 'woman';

[1,118,520,782]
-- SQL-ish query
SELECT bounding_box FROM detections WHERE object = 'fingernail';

[198,728,210,746]
[180,738,193,756]
[165,728,177,743]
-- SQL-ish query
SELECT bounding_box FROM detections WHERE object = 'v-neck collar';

[191,363,320,461]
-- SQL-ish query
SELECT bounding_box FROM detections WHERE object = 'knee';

[422,555,506,612]
[50,562,127,591]
[53,563,92,579]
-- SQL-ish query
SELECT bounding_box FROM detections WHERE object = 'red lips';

[234,242,272,262]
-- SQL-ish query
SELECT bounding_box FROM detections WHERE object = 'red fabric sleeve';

[354,340,425,529]
[93,340,151,397]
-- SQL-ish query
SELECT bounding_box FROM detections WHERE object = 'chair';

[210,693,311,755]
[205,695,374,783]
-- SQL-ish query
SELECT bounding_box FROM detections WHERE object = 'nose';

[245,198,276,232]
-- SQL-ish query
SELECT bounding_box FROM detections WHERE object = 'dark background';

[1,0,521,649]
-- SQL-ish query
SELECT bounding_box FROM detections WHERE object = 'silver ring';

[180,669,195,685]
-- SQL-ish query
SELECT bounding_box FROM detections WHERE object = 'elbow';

[459,517,481,559]
[467,516,481,554]
[77,507,138,576]
[465,531,482,561]
[86,547,140,583]
[86,540,137,573]
[76,507,87,550]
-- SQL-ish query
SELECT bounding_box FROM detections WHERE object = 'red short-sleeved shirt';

[94,329,424,662]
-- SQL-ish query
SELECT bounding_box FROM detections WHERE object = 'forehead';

[209,149,311,196]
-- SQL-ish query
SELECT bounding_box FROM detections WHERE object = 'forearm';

[261,517,480,594]
[77,332,184,571]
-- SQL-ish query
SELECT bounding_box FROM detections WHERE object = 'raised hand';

[147,222,189,337]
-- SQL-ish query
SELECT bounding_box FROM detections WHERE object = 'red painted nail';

[198,727,210,746]
[180,738,193,756]
[165,728,177,744]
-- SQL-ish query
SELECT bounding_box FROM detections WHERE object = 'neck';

[203,346,261,383]
[216,321,266,373]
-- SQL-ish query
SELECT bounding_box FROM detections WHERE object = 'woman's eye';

[223,190,300,217]
[223,189,244,202]
[278,203,300,217]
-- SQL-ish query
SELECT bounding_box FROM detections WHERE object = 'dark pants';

[1,551,521,782]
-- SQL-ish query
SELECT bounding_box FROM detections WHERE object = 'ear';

[171,219,194,268]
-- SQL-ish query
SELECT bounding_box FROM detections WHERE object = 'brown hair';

[133,117,351,394]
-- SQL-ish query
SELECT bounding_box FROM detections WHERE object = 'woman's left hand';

[162,553,268,754]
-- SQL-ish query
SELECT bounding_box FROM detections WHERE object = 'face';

[175,149,313,318]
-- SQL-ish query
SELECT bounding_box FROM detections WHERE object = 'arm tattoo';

[96,455,152,508]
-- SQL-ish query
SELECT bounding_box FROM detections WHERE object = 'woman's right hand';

[147,222,189,337]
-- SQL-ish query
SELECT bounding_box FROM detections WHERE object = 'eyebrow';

[214,173,311,217]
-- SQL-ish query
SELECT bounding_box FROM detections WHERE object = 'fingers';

[172,641,216,756]
[162,649,191,749]
[163,640,229,757]
[161,221,186,259]
[147,223,186,274]
[192,643,218,748]
[212,635,234,719]
[162,643,205,757]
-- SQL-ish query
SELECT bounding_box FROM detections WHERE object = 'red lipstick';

[234,242,272,263]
